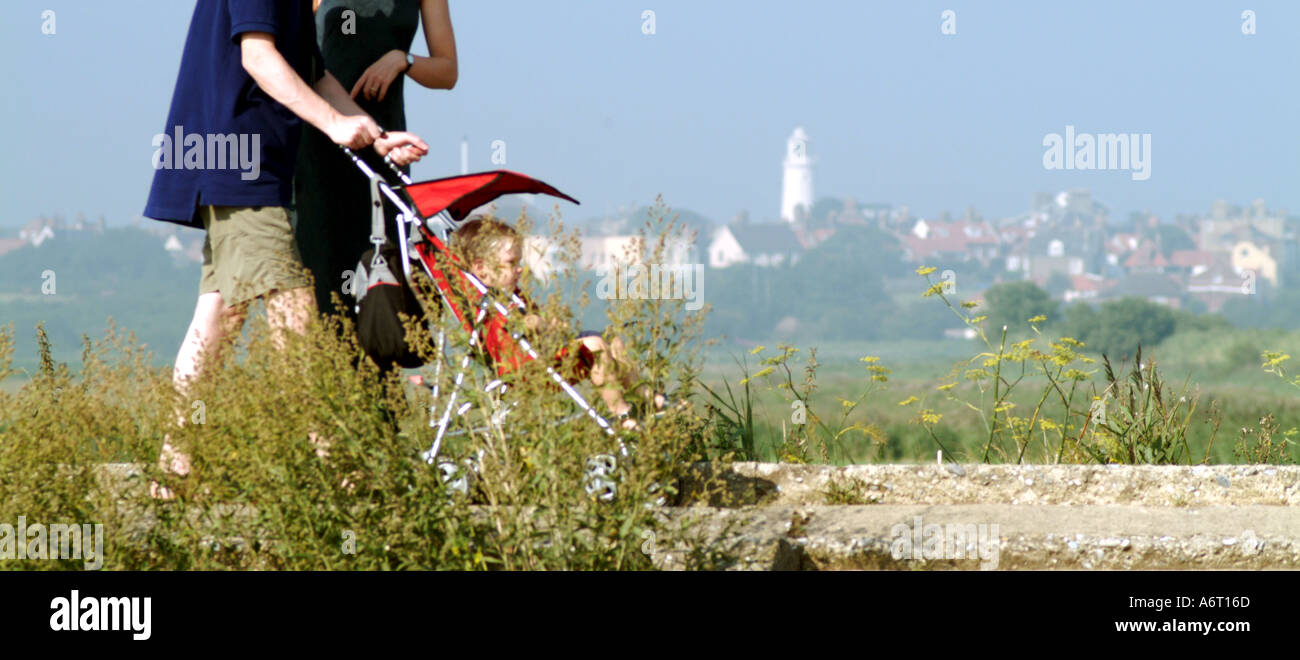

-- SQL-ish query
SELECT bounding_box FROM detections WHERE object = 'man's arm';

[240,32,379,149]
[314,71,369,118]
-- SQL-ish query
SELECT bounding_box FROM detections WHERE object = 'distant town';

[2,126,1289,320]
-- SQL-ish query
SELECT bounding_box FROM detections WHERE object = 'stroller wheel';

[585,454,617,477]
[585,475,617,502]
[584,454,619,501]
[645,480,667,508]
[437,460,475,498]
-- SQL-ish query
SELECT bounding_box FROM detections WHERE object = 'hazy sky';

[3,1,1297,228]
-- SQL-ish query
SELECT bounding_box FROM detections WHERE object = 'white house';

[19,218,56,247]
[521,233,698,282]
[22,225,54,247]
[582,235,643,271]
[708,227,745,268]
[708,223,802,268]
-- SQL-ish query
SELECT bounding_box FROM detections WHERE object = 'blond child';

[451,218,664,429]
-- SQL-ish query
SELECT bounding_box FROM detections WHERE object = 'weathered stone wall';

[659,464,1300,570]
[96,462,1300,570]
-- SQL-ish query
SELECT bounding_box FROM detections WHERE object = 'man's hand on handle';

[325,114,384,150]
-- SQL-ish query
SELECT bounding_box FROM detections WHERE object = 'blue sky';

[2,1,1297,228]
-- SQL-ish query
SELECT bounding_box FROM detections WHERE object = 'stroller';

[338,147,628,499]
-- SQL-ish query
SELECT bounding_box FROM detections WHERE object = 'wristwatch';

[404,52,415,73]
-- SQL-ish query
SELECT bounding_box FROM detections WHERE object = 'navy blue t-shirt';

[144,0,324,228]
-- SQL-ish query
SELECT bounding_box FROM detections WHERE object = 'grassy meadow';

[700,327,1300,465]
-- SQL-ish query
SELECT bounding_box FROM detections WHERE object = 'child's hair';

[454,216,521,268]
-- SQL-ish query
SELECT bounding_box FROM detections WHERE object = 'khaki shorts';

[199,205,312,306]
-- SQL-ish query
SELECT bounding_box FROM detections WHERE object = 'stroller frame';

[338,147,625,470]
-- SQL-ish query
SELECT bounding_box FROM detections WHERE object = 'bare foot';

[158,436,192,476]
[309,431,331,460]
[149,436,191,501]
[652,391,690,415]
[148,480,178,501]
[309,432,358,492]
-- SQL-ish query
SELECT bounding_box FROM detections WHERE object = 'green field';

[699,330,1300,465]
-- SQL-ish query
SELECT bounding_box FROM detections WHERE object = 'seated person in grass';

[450,217,665,429]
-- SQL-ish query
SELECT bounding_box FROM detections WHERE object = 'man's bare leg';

[266,285,316,345]
[174,293,245,393]
[153,292,247,498]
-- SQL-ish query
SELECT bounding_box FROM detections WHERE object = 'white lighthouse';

[780,126,813,223]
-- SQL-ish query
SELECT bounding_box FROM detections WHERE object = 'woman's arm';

[409,0,458,90]
[350,0,458,101]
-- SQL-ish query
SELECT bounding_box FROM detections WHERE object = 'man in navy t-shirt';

[144,0,428,498]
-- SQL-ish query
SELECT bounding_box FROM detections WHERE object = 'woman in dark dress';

[296,0,458,317]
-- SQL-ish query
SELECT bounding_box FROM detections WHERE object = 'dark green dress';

[295,0,421,316]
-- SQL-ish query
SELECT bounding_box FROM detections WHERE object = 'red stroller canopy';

[403,170,580,221]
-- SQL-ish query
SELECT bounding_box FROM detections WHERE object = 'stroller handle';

[337,143,457,241]
[381,154,415,186]
[338,145,415,186]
